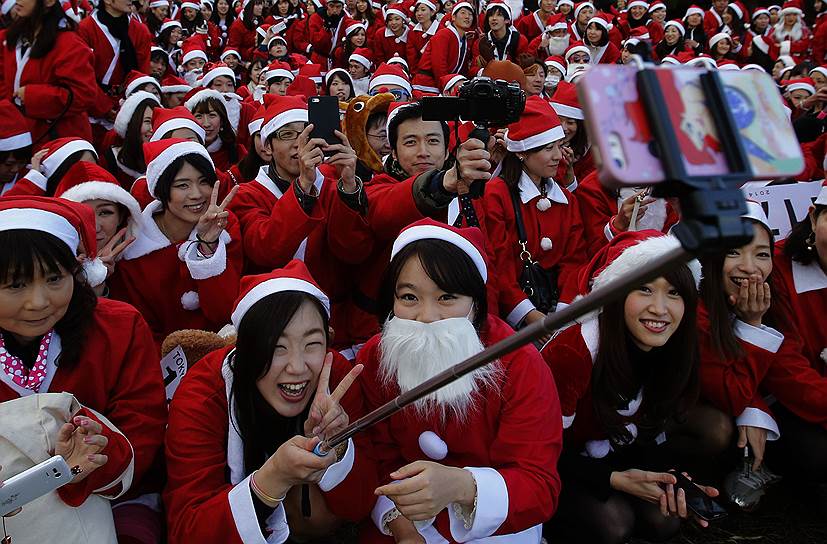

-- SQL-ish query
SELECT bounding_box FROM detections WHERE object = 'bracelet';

[250,470,287,507]
[382,507,402,534]
[196,236,219,246]
[337,175,363,194]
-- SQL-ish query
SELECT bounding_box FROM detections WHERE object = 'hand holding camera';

[444,138,491,194]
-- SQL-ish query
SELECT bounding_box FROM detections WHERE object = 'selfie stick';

[314,65,756,456]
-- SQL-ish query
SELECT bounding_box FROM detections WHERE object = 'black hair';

[157,25,178,48]
[0,146,33,166]
[230,291,329,475]
[118,99,157,174]
[343,25,367,61]
[355,0,375,24]
[378,239,488,330]
[655,30,686,59]
[498,140,561,192]
[593,264,700,445]
[784,204,826,266]
[0,230,97,368]
[153,153,218,205]
[236,132,268,179]
[180,5,207,34]
[323,71,355,100]
[724,5,745,40]
[387,102,449,154]
[585,21,610,47]
[210,0,236,26]
[45,150,95,197]
[242,0,265,30]
[482,5,511,32]
[146,8,166,35]
[6,0,76,59]
[191,97,238,163]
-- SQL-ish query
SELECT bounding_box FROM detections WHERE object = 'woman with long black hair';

[101,91,160,188]
[165,259,375,543]
[178,0,221,57]
[228,0,265,61]
[654,19,689,60]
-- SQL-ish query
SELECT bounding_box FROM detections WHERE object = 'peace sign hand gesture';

[98,228,135,278]
[303,352,364,441]
[196,181,238,246]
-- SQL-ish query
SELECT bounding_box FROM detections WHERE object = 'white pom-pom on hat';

[418,431,448,460]
[181,290,200,310]
[82,257,108,288]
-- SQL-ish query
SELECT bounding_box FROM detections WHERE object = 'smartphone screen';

[308,96,341,148]
[671,472,728,521]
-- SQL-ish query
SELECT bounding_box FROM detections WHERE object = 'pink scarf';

[0,330,54,392]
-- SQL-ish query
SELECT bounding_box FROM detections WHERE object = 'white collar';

[384,25,409,42]
[206,136,223,153]
[792,258,827,294]
[517,171,568,205]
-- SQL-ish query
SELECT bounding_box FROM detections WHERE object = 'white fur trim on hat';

[504,124,565,151]
[387,56,409,69]
[565,44,590,61]
[160,19,181,32]
[369,74,412,94]
[0,208,80,252]
[181,1,199,9]
[661,56,680,65]
[709,32,732,50]
[149,0,167,7]
[200,66,236,89]
[350,53,372,70]
[42,140,97,178]
[648,2,665,11]
[184,88,225,112]
[588,16,609,29]
[780,5,802,16]
[574,1,594,17]
[125,75,161,98]
[627,0,649,9]
[220,49,241,61]
[550,101,584,120]
[485,2,511,19]
[260,108,308,143]
[452,1,474,15]
[742,63,766,71]
[60,182,143,229]
[385,7,408,20]
[265,68,295,82]
[442,74,467,92]
[114,91,160,138]
[810,66,827,80]
[592,234,702,291]
[664,20,685,35]
[752,7,770,18]
[742,200,772,232]
[787,81,815,95]
[391,224,488,282]
[231,277,331,328]
[686,56,718,70]
[182,48,208,65]
[146,141,214,197]
[151,116,206,142]
[545,59,566,75]
[0,131,32,152]
[415,0,437,11]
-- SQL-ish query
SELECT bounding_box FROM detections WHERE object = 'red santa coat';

[771,246,827,375]
[227,19,258,61]
[0,298,167,506]
[357,314,563,543]
[472,28,529,64]
[0,30,97,144]
[703,9,724,37]
[413,24,476,94]
[698,302,827,438]
[77,13,153,119]
[587,41,621,64]
[482,174,588,326]
[813,13,827,64]
[308,13,350,68]
[164,346,377,544]
[773,25,812,62]
[406,22,439,73]
[109,201,244,347]
[515,10,552,44]
[373,26,410,64]
[574,171,679,257]
[288,16,314,57]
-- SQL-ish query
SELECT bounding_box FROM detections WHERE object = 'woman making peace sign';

[109,139,243,348]
[164,260,376,544]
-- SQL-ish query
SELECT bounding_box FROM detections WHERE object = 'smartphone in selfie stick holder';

[314,67,764,514]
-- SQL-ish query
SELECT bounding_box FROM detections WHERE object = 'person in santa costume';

[703,0,728,37]
[0,99,33,196]
[4,137,99,197]
[582,15,621,64]
[228,0,265,61]
[199,61,258,145]
[682,4,707,54]
[165,259,376,544]
[0,197,166,544]
[698,202,827,505]
[109,138,243,347]
[308,0,352,69]
[373,4,411,65]
[550,81,593,187]
[473,1,528,66]
[515,0,557,43]
[771,183,827,374]
[150,105,207,143]
[230,100,270,183]
[77,0,153,146]
[178,0,222,59]
[407,0,439,73]
[772,0,811,62]
[0,0,98,145]
[412,1,478,95]
[482,96,588,332]
[184,87,247,171]
[357,218,562,542]
[542,230,722,544]
[101,90,161,188]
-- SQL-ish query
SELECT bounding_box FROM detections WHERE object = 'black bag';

[509,188,560,315]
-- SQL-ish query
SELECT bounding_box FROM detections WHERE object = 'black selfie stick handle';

[452,123,489,228]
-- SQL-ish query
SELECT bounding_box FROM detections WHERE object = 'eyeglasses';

[367,131,387,140]
[274,128,303,140]
[369,88,411,101]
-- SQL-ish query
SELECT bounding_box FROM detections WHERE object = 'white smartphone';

[0,456,74,516]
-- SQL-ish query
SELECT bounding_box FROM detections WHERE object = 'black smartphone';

[308,96,341,149]
[670,471,728,522]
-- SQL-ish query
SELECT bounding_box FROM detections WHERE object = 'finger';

[376,476,425,497]
[87,453,108,467]
[333,129,351,148]
[646,471,677,485]
[219,184,240,210]
[315,352,333,397]
[329,363,364,403]
[210,180,220,207]
[699,485,719,498]
[738,278,749,306]
[747,279,758,309]
[74,416,103,435]
[111,236,136,258]
[666,483,677,514]
[83,434,109,449]
[752,451,763,471]
[677,487,688,519]
[313,405,343,437]
[762,282,771,307]
[57,422,76,444]
[659,492,669,516]
[390,461,427,481]
[297,124,313,150]
[102,228,128,253]
[737,426,747,448]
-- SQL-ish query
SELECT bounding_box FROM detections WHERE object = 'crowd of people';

[0,0,825,541]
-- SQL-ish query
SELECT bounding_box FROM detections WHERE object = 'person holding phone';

[165,260,376,543]
[542,231,722,544]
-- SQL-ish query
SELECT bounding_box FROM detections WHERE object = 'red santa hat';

[685,54,718,70]
[683,4,704,18]
[626,0,649,10]
[0,196,107,286]
[564,41,590,62]
[439,73,467,94]
[149,0,168,8]
[385,101,417,132]
[287,75,318,99]
[648,1,665,12]
[664,19,685,36]
[544,56,566,75]
[769,4,782,11]
[260,95,308,143]
[220,48,241,62]
[143,138,214,198]
[415,0,438,11]
[784,77,816,95]
[247,104,267,135]
[199,62,236,88]
[550,81,583,120]
[708,32,732,50]
[504,96,565,152]
[814,180,827,205]
[181,37,208,66]
[342,19,367,41]
[557,0,574,8]
[751,6,770,19]
[180,0,200,10]
[231,260,330,328]
[485,0,511,19]
[587,14,611,30]
[573,1,594,19]
[728,1,745,20]
[114,90,160,139]
[660,55,680,65]
[350,47,373,71]
[385,2,410,20]
[299,63,323,84]
[627,26,651,41]
[55,162,144,239]
[265,61,295,83]
[369,63,412,94]
[391,218,488,282]
[160,18,182,33]
[0,100,32,151]
[545,13,569,32]
[150,106,206,142]
[451,1,475,16]
[183,87,226,112]
[124,71,161,98]
[267,34,288,49]
[779,0,803,16]
[38,138,98,179]
[60,0,80,22]
[718,60,741,70]
[161,74,192,94]
[324,68,354,89]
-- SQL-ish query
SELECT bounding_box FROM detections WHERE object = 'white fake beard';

[183,69,203,86]
[774,20,803,41]
[548,36,570,56]
[222,93,242,132]
[378,316,498,423]
[618,188,668,231]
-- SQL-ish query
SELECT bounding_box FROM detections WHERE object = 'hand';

[524,310,551,346]
[737,425,768,471]
[303,352,363,440]
[560,145,575,185]
[612,190,655,232]
[389,516,425,543]
[664,472,720,528]
[296,124,327,193]
[323,130,358,190]
[195,181,238,251]
[54,415,109,483]
[610,469,675,504]
[0,465,21,517]
[97,228,135,278]
[257,435,337,500]
[728,276,771,327]
[13,86,25,104]
[375,461,476,521]
[490,128,507,165]
[30,148,48,173]
[444,138,491,193]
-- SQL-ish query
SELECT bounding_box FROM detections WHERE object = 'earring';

[806,232,816,251]
[517,155,525,162]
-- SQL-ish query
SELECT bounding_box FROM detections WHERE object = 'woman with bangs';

[187,93,246,172]
[584,17,621,64]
